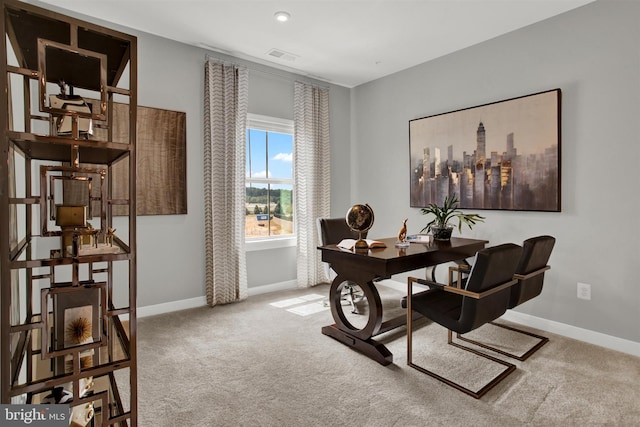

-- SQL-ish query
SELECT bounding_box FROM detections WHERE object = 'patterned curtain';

[203,60,249,306]
[294,82,331,288]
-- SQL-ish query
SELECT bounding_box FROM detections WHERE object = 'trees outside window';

[245,115,294,239]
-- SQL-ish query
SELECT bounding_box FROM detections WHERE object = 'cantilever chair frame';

[451,265,551,361]
[406,276,519,399]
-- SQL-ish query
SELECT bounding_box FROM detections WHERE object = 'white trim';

[247,113,294,134]
[374,279,640,356]
[245,113,296,244]
[247,279,297,296]
[246,236,296,251]
[501,310,640,357]
[136,281,298,317]
[138,296,207,318]
[135,281,640,357]
[376,279,413,292]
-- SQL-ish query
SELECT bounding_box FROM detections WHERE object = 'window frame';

[245,113,295,249]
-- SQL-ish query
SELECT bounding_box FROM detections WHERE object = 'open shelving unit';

[1,1,137,425]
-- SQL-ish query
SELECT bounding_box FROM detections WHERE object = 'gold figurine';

[398,218,408,243]
[106,227,116,246]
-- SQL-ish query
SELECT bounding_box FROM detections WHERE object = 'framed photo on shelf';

[40,283,107,373]
[37,39,107,120]
[409,89,561,212]
[53,286,102,349]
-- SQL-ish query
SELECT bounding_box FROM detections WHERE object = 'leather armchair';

[455,235,556,360]
[406,243,522,398]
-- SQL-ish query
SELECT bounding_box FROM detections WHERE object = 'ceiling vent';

[266,48,299,62]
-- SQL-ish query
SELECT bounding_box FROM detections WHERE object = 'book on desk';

[337,238,387,250]
[405,234,431,243]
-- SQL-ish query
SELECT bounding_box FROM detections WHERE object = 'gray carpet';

[136,284,640,426]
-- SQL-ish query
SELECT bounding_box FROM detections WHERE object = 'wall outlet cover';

[577,282,591,300]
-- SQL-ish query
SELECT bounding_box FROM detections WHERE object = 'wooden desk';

[318,237,487,365]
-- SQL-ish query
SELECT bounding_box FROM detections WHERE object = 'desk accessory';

[345,204,374,250]
[395,218,410,248]
[419,193,484,240]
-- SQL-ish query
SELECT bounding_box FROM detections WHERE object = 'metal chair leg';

[406,277,516,399]
[324,282,365,314]
[455,321,549,361]
[346,284,359,314]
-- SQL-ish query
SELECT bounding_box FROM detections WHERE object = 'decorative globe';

[346,204,374,249]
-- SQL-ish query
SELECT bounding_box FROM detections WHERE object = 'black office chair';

[455,235,556,361]
[407,243,522,399]
[317,217,367,314]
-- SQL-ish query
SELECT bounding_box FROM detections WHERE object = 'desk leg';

[323,275,393,365]
[321,324,393,366]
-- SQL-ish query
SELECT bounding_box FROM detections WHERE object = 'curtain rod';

[205,53,330,90]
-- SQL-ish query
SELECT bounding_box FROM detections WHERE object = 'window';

[245,114,294,240]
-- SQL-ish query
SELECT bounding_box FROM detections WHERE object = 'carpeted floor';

[135,284,640,426]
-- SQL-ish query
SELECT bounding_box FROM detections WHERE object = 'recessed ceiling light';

[274,11,291,22]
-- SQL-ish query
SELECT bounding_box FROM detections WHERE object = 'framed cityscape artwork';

[409,89,561,212]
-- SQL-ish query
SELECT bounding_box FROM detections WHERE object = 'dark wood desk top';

[319,236,487,258]
[318,236,488,365]
[319,237,488,281]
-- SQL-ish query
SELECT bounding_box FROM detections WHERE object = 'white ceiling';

[37,0,595,88]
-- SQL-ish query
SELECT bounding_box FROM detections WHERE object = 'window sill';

[246,236,296,252]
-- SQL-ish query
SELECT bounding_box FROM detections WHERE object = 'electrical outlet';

[577,282,591,300]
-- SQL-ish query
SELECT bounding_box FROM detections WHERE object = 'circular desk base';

[329,275,383,341]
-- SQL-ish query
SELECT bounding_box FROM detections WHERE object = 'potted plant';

[420,194,485,240]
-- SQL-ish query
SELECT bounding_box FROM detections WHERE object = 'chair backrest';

[509,235,556,308]
[316,217,365,246]
[316,217,367,280]
[458,243,522,332]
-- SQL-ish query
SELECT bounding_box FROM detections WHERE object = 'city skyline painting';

[409,89,561,212]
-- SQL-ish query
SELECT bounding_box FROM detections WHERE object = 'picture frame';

[40,164,107,237]
[37,39,107,120]
[109,103,188,216]
[40,283,107,368]
[409,89,561,212]
[72,100,188,216]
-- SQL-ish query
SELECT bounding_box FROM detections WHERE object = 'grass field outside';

[245,214,293,238]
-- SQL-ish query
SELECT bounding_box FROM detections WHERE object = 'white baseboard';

[383,279,640,357]
[138,296,207,318]
[136,280,640,357]
[248,279,297,296]
[501,310,640,358]
[137,280,298,318]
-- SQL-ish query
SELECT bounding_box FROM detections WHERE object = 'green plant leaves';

[419,193,485,233]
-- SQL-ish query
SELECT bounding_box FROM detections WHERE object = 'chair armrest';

[441,279,518,299]
[407,276,517,302]
[408,277,446,288]
[514,265,550,280]
[407,277,444,304]
[448,264,471,288]
[453,262,472,271]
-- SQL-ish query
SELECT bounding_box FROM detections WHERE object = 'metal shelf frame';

[0,1,138,425]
